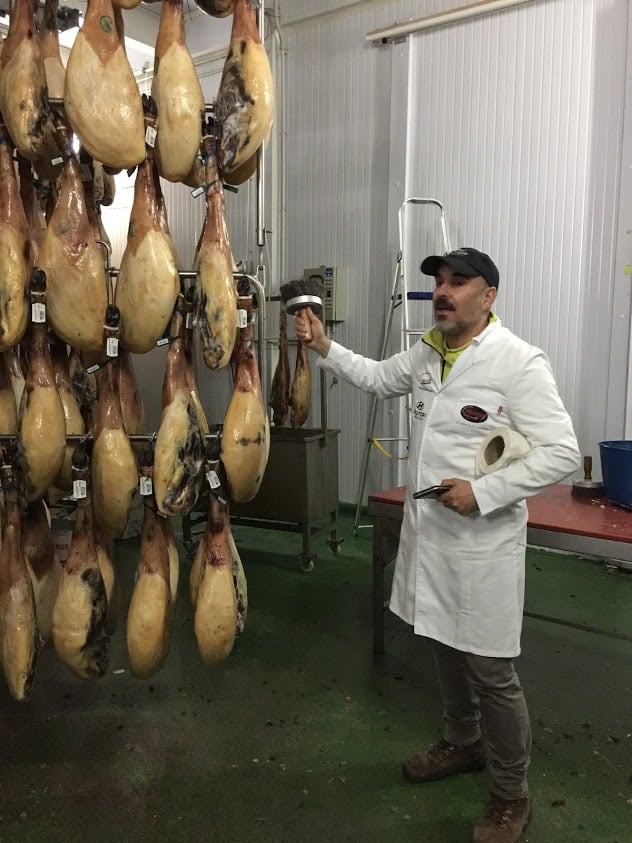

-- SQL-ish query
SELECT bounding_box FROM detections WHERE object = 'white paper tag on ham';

[31,303,46,323]
[106,337,119,357]
[238,309,248,329]
[207,470,221,490]
[140,476,153,496]
[145,126,157,148]
[73,480,87,500]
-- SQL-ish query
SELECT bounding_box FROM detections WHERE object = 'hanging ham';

[0,123,31,351]
[195,137,237,370]
[38,118,108,353]
[193,0,235,16]
[152,0,204,183]
[17,156,47,263]
[127,450,175,678]
[64,0,145,170]
[96,535,119,636]
[220,280,269,502]
[34,0,65,183]
[182,284,209,434]
[0,458,38,701]
[51,336,85,494]
[193,459,237,666]
[115,157,180,354]
[22,498,59,646]
[18,274,67,502]
[40,0,65,100]
[215,0,273,176]
[269,307,290,426]
[91,308,139,537]
[118,349,146,437]
[0,0,50,162]
[290,340,311,428]
[69,347,97,433]
[0,351,18,435]
[154,300,205,516]
[52,446,109,679]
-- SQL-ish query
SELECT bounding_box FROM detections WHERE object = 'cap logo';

[460,405,488,423]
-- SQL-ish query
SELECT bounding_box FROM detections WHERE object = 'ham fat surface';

[0,124,30,351]
[216,0,273,175]
[51,338,85,493]
[91,351,138,537]
[52,454,109,679]
[195,142,237,370]
[193,484,237,666]
[152,0,204,183]
[115,158,180,353]
[18,297,67,502]
[22,499,59,646]
[127,462,175,678]
[38,135,108,353]
[0,462,38,700]
[154,303,205,515]
[0,0,50,162]
[220,289,269,503]
[64,0,145,169]
[0,351,18,435]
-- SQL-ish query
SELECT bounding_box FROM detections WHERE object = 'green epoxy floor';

[1,507,631,842]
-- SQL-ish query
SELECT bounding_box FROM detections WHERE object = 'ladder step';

[406,291,433,300]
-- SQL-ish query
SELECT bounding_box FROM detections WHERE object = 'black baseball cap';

[420,247,499,289]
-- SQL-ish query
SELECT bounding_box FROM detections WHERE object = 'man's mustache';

[434,298,455,310]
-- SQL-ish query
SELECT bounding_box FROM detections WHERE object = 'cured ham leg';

[0,123,31,351]
[195,136,237,370]
[22,498,59,646]
[152,0,204,183]
[0,0,50,162]
[182,285,209,434]
[290,340,311,428]
[220,281,270,502]
[154,299,205,516]
[0,351,18,435]
[64,0,145,169]
[52,447,109,679]
[193,458,237,666]
[118,349,146,437]
[269,307,290,426]
[91,308,139,537]
[34,0,65,183]
[126,450,174,678]
[216,0,273,176]
[51,336,85,493]
[193,0,235,16]
[0,458,38,701]
[38,117,108,353]
[115,156,180,353]
[18,274,67,502]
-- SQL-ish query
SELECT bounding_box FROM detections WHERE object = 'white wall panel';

[280,0,631,503]
[404,0,629,471]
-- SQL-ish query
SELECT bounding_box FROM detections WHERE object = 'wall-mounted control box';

[302,265,346,322]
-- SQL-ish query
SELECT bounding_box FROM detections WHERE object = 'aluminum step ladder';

[353,198,451,535]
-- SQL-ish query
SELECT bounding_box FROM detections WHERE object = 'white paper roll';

[476,427,531,475]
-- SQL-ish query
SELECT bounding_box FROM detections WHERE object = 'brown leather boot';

[472,793,530,842]
[402,737,487,783]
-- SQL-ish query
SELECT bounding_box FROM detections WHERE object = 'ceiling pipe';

[366,0,535,43]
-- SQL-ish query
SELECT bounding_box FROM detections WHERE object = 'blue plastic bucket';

[598,440,632,509]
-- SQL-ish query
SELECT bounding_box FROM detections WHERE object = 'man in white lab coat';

[294,248,581,843]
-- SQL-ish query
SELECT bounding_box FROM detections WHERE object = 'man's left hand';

[437,479,479,516]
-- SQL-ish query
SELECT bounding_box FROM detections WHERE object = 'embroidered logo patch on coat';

[460,405,488,423]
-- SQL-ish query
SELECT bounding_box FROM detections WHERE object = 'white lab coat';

[319,319,580,657]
